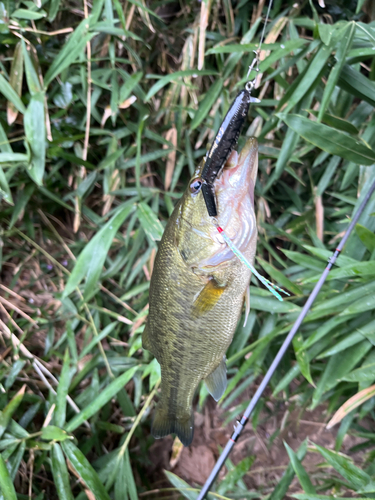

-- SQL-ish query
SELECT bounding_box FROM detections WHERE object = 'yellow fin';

[192,279,226,317]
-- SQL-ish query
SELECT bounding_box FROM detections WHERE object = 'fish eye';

[189,178,202,194]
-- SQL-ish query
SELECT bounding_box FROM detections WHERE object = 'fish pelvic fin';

[142,322,152,352]
[151,404,194,447]
[204,356,227,401]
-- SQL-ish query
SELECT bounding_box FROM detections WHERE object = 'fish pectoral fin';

[204,356,227,401]
[192,279,226,317]
[142,322,152,352]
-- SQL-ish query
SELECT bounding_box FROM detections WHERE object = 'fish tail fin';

[151,403,194,447]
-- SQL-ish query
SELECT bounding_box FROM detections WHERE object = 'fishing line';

[247,0,274,83]
[197,178,375,499]
[212,220,289,302]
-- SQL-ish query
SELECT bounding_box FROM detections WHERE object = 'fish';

[142,136,258,446]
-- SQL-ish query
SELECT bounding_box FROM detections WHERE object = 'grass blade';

[137,202,164,242]
[65,366,138,432]
[61,440,111,500]
[0,385,26,439]
[0,74,26,114]
[7,42,23,125]
[318,22,355,120]
[190,78,223,130]
[24,92,46,185]
[55,349,72,428]
[51,443,74,500]
[63,203,135,298]
[285,442,316,494]
[0,454,17,500]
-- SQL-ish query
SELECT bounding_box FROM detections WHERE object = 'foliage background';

[1,0,375,498]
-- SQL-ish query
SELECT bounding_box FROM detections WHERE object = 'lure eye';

[189,178,203,194]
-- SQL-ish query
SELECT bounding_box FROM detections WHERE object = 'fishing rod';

[197,177,375,499]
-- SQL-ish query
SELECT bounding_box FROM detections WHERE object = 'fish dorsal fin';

[205,357,227,401]
[192,278,226,317]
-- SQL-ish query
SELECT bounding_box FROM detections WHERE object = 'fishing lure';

[201,84,260,217]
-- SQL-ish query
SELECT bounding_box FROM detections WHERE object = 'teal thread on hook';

[215,224,290,302]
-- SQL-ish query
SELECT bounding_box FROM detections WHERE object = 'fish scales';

[143,137,258,446]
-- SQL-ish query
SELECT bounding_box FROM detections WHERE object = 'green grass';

[1,0,375,498]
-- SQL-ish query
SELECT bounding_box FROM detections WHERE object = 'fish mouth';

[199,137,258,269]
[214,137,258,211]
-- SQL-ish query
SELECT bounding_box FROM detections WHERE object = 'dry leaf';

[101,106,112,128]
[256,16,288,91]
[315,192,324,241]
[119,95,137,109]
[164,126,177,190]
[170,436,184,468]
[198,0,212,70]
[326,384,375,429]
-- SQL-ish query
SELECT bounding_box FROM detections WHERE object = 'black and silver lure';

[200,82,260,217]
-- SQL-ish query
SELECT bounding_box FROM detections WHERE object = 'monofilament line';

[246,0,274,81]
[196,177,375,499]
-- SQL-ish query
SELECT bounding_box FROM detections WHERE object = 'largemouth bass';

[142,137,258,446]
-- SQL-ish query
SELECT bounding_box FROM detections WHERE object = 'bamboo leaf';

[284,442,316,494]
[312,341,372,408]
[7,42,23,125]
[0,74,26,114]
[313,443,371,488]
[338,64,375,107]
[137,202,164,242]
[279,114,375,165]
[61,440,111,500]
[355,223,375,253]
[0,385,26,439]
[0,454,17,500]
[145,70,217,102]
[55,349,72,428]
[51,443,74,500]
[269,441,308,500]
[283,43,332,114]
[41,425,72,442]
[65,366,138,432]
[293,334,314,386]
[44,18,95,87]
[164,471,200,500]
[63,203,135,298]
[190,78,223,130]
[318,22,356,120]
[0,167,13,205]
[11,8,47,19]
[0,153,29,163]
[22,41,42,95]
[24,92,46,185]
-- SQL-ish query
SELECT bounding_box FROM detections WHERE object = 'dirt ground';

[147,390,367,497]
